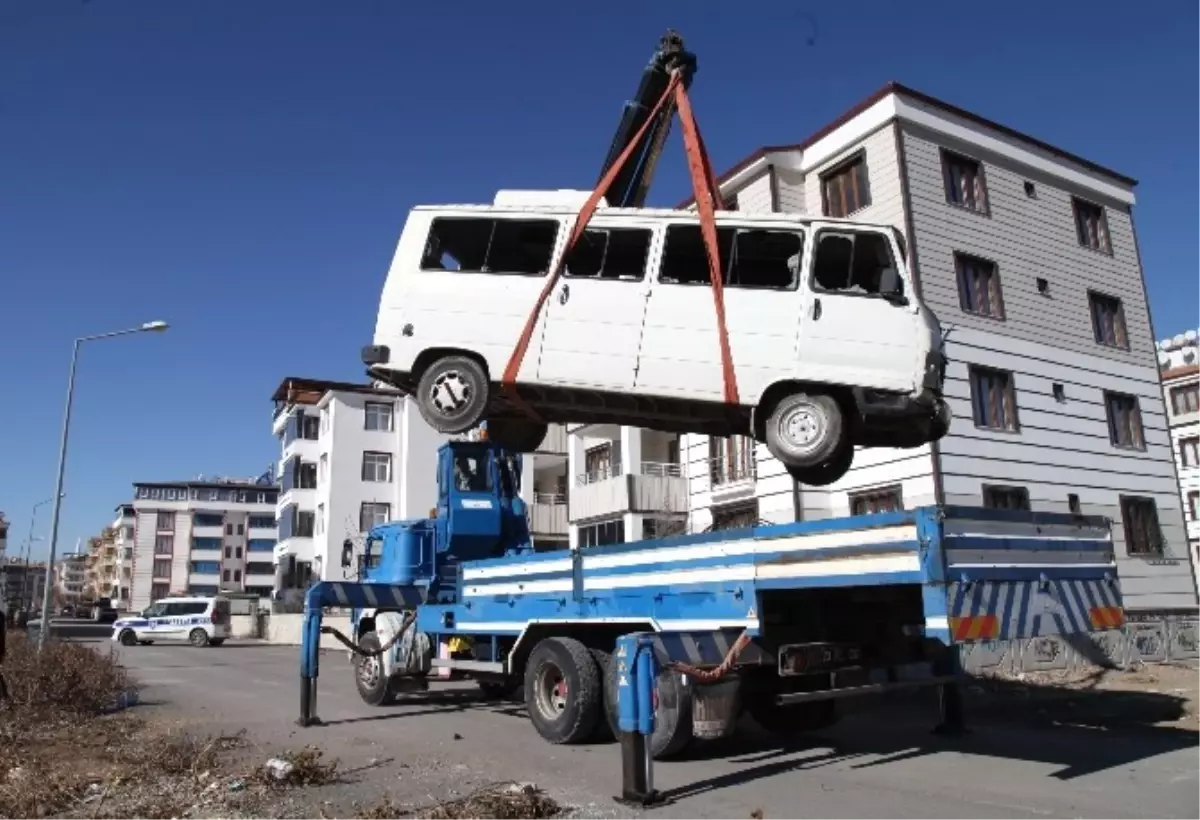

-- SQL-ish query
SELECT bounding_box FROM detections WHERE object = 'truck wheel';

[486,419,547,453]
[747,698,838,734]
[415,355,489,434]
[588,649,614,741]
[602,652,694,759]
[355,632,397,706]
[119,629,137,647]
[786,442,855,487]
[524,637,601,745]
[766,392,845,471]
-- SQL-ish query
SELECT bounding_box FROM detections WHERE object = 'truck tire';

[588,649,614,741]
[486,419,548,453]
[786,442,855,488]
[524,637,602,745]
[746,697,838,734]
[415,354,489,434]
[765,392,846,473]
[355,632,397,706]
[602,652,694,759]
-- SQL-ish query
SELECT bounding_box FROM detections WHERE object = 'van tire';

[524,637,601,745]
[486,419,547,453]
[415,355,489,434]
[765,392,845,470]
[119,629,137,647]
[786,442,855,487]
[188,628,210,647]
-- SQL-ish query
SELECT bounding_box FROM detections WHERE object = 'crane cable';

[500,68,740,417]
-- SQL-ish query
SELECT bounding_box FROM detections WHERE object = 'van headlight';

[924,351,946,391]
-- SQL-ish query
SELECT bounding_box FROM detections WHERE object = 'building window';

[983,485,1031,511]
[955,253,1004,319]
[1171,384,1200,415]
[1073,197,1110,253]
[583,444,616,483]
[1088,292,1128,349]
[1180,437,1200,468]
[850,486,903,515]
[969,366,1019,431]
[234,569,241,582]
[360,502,392,533]
[237,523,244,536]
[152,559,171,578]
[190,561,219,575]
[941,149,988,213]
[1068,493,1082,514]
[1105,392,1145,450]
[151,583,170,601]
[1188,491,1199,521]
[224,546,232,558]
[709,436,755,485]
[1119,496,1162,557]
[365,401,394,432]
[225,523,233,535]
[711,501,760,531]
[222,569,231,582]
[193,512,222,527]
[316,503,325,535]
[301,415,320,440]
[578,518,625,548]
[154,535,173,555]
[235,546,242,559]
[155,511,174,531]
[319,453,329,483]
[248,539,275,552]
[820,152,870,218]
[298,461,318,489]
[296,510,315,538]
[362,451,393,483]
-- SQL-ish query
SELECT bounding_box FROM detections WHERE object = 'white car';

[361,192,950,486]
[112,595,232,647]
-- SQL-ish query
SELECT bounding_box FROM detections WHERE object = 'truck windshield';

[453,455,491,493]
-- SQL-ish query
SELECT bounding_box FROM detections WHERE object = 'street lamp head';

[141,320,169,332]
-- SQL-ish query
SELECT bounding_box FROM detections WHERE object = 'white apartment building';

[107,504,136,605]
[654,81,1195,620]
[1158,331,1199,592]
[55,553,88,606]
[270,377,571,597]
[129,477,279,610]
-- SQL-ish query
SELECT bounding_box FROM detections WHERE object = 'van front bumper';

[853,386,951,449]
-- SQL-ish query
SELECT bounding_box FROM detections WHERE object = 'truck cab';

[345,438,532,602]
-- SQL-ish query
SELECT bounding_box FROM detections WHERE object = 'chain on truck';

[296,28,1127,791]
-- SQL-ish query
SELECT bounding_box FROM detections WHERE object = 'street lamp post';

[18,495,60,611]
[37,321,168,650]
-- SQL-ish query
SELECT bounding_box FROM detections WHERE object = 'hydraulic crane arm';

[598,30,697,208]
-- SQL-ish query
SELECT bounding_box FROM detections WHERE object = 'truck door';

[537,221,655,390]
[798,226,919,392]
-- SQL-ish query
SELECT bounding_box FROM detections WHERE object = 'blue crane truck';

[298,436,1127,758]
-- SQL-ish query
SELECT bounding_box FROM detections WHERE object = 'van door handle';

[812,298,822,320]
[558,283,570,305]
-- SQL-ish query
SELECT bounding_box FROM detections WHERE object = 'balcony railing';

[576,461,681,486]
[577,462,622,486]
[708,456,756,486]
[569,461,687,521]
[531,494,568,536]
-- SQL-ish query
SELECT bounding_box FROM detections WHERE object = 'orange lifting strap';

[500,69,740,421]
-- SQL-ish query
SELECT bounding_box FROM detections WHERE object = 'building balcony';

[531,494,568,536]
[192,524,224,538]
[569,461,687,522]
[245,572,275,587]
[535,424,569,457]
[707,456,758,505]
[189,549,223,563]
[189,572,221,586]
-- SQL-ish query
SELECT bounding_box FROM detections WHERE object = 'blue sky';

[1,0,1196,559]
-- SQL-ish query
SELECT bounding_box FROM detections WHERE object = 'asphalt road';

[108,640,1198,819]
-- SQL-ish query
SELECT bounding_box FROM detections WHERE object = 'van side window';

[565,228,652,281]
[420,217,559,275]
[166,602,207,616]
[660,225,802,290]
[812,231,901,298]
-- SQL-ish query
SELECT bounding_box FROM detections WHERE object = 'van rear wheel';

[786,442,855,487]
[415,355,489,434]
[188,628,210,647]
[766,392,846,472]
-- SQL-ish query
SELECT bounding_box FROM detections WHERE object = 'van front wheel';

[416,355,489,434]
[765,392,845,470]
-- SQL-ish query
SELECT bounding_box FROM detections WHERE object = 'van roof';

[157,595,226,603]
[409,203,895,231]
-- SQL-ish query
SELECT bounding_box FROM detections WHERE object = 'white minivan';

[112,595,231,647]
[361,191,950,486]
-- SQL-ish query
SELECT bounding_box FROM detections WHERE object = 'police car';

[111,595,232,647]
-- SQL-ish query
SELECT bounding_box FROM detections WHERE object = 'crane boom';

[597,30,697,208]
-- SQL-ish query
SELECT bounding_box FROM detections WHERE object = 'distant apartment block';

[1158,331,1200,592]
[654,81,1195,616]
[2,560,47,613]
[55,553,88,606]
[129,477,279,610]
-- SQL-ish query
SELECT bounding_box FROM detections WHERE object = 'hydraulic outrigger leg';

[298,592,323,726]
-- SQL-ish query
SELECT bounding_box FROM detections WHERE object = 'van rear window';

[421,217,559,275]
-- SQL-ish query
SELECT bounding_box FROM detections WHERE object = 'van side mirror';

[879,268,907,305]
[340,539,354,569]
